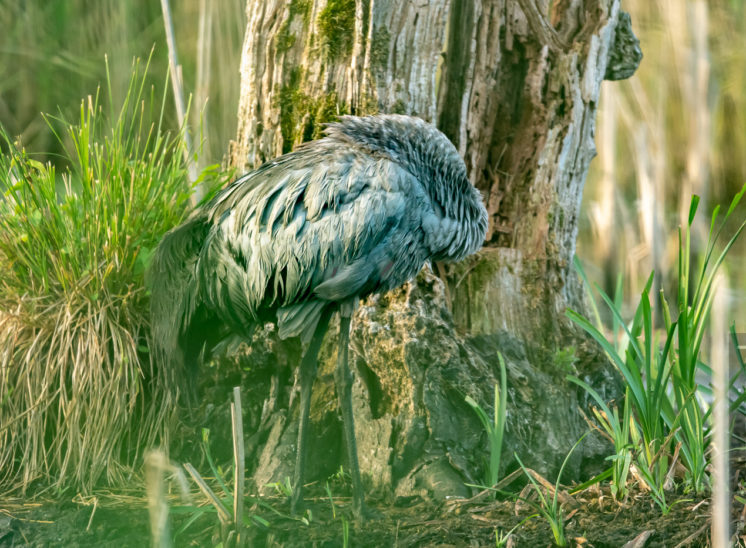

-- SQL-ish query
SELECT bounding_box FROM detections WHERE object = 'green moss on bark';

[318,0,356,59]
[276,69,349,152]
[276,0,312,54]
[391,100,407,114]
[370,26,391,70]
[311,91,347,139]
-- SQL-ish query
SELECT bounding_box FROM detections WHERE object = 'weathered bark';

[224,0,641,498]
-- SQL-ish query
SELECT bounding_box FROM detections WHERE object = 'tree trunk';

[226,0,641,498]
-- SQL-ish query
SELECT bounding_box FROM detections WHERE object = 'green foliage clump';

[0,60,197,493]
[317,0,356,59]
[568,185,746,506]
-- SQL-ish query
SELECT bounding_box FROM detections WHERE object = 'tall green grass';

[0,59,196,493]
[664,190,746,492]
[569,185,746,500]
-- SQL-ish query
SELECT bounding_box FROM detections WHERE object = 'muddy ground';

[4,359,746,548]
[2,459,746,548]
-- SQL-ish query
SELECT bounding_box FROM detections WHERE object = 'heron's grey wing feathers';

[275,157,422,339]
[200,138,435,341]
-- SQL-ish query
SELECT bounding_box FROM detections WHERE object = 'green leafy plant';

[567,376,632,500]
[494,514,538,548]
[661,190,746,493]
[178,390,271,547]
[569,269,684,513]
[568,272,677,496]
[268,477,294,498]
[514,433,589,547]
[569,185,746,504]
[465,352,508,490]
[325,471,356,546]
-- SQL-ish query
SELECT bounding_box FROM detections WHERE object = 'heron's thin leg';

[334,312,366,519]
[290,308,332,515]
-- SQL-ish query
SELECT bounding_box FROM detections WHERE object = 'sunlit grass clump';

[0,61,194,493]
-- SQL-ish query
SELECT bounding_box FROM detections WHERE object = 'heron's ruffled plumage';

[150,114,487,349]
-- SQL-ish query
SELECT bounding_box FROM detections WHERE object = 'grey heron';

[148,114,488,519]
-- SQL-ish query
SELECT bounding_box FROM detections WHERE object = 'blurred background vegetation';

[0,0,244,165]
[0,0,744,311]
[578,0,746,321]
